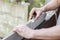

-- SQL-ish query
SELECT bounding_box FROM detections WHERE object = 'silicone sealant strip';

[2,13,46,40]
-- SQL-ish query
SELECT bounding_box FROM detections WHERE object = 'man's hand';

[13,24,35,39]
[29,7,44,20]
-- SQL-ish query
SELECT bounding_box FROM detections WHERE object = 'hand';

[29,7,44,20]
[13,24,35,39]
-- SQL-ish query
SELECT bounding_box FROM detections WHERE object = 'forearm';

[32,26,60,39]
[41,0,59,12]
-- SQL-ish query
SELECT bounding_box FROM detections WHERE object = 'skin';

[13,0,60,40]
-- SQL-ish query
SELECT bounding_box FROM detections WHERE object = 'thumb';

[35,14,40,20]
[35,12,40,20]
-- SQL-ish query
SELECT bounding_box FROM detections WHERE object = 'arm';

[33,26,60,39]
[41,0,59,12]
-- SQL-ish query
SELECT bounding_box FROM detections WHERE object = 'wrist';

[32,29,47,39]
[29,30,36,39]
[40,7,46,12]
[31,30,39,39]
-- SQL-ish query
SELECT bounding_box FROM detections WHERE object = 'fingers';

[12,24,34,39]
[35,12,40,20]
[13,27,23,36]
[13,27,23,37]
[35,14,40,20]
[35,8,42,20]
[29,8,43,20]
[13,25,23,32]
[29,8,36,20]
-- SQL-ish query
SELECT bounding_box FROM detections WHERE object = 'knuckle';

[36,15,39,18]
[37,16,39,18]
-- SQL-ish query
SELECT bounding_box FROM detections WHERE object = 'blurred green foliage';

[33,0,45,7]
